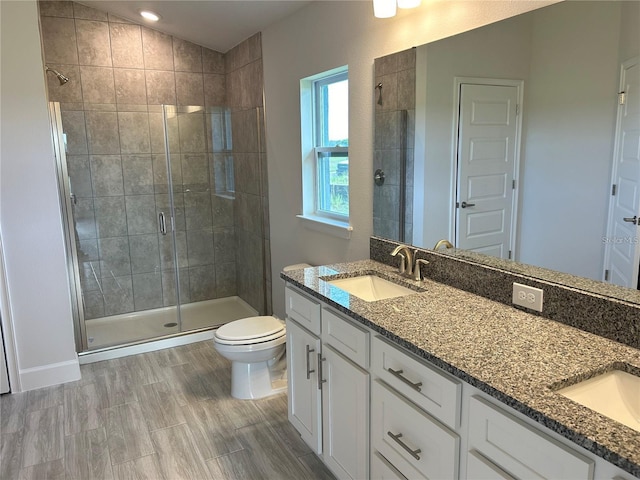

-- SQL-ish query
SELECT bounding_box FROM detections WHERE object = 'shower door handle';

[158,212,167,235]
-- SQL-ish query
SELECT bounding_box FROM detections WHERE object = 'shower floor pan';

[85,296,258,349]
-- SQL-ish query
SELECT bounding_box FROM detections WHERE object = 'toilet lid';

[215,316,285,342]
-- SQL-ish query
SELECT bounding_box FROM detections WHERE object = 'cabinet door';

[286,319,322,454]
[321,344,369,480]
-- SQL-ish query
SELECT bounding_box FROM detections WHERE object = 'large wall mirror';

[374,0,640,302]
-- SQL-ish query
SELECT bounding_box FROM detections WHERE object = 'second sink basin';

[556,368,640,432]
[326,274,419,302]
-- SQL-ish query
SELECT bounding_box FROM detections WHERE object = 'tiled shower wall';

[39,1,270,319]
[373,48,416,244]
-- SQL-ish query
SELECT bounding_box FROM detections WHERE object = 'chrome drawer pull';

[388,367,422,392]
[387,431,421,461]
[305,345,315,379]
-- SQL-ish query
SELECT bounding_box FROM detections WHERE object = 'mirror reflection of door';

[455,81,522,259]
[604,56,640,288]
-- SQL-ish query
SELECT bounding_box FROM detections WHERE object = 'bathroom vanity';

[282,259,640,480]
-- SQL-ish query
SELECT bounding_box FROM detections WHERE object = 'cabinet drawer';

[285,286,321,335]
[371,451,408,480]
[372,335,461,429]
[372,380,459,480]
[468,396,594,480]
[321,308,369,368]
[467,449,515,480]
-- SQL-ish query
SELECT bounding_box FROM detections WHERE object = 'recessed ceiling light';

[140,10,160,22]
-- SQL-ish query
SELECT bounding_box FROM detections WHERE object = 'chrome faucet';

[391,245,429,281]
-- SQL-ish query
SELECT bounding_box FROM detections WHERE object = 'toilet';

[213,263,312,399]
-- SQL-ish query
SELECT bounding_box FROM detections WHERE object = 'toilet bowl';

[213,315,287,399]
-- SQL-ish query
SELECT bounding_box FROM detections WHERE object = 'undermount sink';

[326,274,419,302]
[556,369,640,432]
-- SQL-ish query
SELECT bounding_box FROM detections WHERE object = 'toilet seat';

[214,316,285,346]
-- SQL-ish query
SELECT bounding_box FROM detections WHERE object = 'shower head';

[45,66,70,85]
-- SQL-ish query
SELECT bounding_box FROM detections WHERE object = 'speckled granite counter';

[281,260,640,477]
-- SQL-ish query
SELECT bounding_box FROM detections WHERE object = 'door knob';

[460,201,476,208]
[623,216,638,225]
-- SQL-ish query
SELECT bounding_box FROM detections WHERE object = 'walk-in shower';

[51,102,269,351]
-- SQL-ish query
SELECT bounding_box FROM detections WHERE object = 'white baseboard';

[19,357,81,391]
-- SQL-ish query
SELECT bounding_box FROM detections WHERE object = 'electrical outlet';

[512,282,544,312]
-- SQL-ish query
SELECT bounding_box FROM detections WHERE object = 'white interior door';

[604,57,640,288]
[456,83,519,258]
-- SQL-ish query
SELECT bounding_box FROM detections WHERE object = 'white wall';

[0,1,80,391]
[262,0,557,317]
[518,2,623,278]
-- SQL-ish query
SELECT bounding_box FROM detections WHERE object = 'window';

[300,67,351,236]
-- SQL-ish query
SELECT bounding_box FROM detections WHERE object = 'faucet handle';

[414,258,430,281]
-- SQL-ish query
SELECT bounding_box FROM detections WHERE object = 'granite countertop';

[281,259,640,477]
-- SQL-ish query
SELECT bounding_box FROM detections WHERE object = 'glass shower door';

[50,102,182,351]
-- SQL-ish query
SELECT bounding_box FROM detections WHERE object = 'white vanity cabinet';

[371,335,461,480]
[285,285,370,480]
[285,284,637,480]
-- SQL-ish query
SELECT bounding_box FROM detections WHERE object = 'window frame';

[299,66,351,236]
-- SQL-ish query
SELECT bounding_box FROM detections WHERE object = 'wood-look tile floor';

[0,341,336,480]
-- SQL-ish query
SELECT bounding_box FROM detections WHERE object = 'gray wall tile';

[122,155,154,194]
[80,66,116,104]
[204,74,226,107]
[184,192,212,230]
[145,70,176,105]
[125,195,157,235]
[109,23,143,68]
[202,48,224,74]
[173,38,202,73]
[67,154,93,196]
[94,196,127,237]
[39,1,75,18]
[61,111,88,154]
[75,19,112,66]
[188,265,216,302]
[87,114,119,143]
[186,230,214,266]
[181,154,209,192]
[234,153,260,196]
[213,228,235,265]
[90,155,124,196]
[211,195,234,229]
[73,3,108,21]
[215,262,236,297]
[114,69,146,104]
[40,16,79,64]
[142,27,174,70]
[177,113,206,153]
[175,72,204,106]
[129,234,160,274]
[72,197,97,240]
[102,275,134,315]
[132,273,163,310]
[98,236,131,278]
[118,112,151,154]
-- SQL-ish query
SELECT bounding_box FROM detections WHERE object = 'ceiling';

[78,0,313,53]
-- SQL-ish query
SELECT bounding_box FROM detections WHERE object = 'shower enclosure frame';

[50,101,269,354]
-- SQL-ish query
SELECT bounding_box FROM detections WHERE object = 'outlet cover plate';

[512,282,543,312]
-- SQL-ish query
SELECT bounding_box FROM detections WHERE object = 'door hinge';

[512,179,516,190]
[515,104,520,116]
[508,250,512,260]
[618,92,626,105]
[605,269,610,281]
[612,184,617,196]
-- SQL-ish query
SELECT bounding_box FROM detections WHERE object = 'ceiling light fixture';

[139,10,160,22]
[373,0,421,18]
